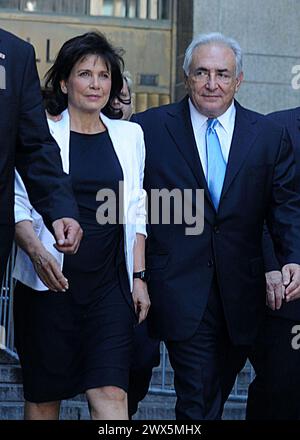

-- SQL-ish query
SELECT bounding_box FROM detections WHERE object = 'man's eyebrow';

[194,67,230,72]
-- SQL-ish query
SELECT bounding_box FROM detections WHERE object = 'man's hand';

[265,270,284,310]
[31,247,69,292]
[282,263,300,302]
[52,218,83,254]
[132,279,151,324]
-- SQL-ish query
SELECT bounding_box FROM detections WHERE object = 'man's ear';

[235,71,244,92]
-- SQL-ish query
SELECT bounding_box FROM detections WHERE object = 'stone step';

[0,350,18,364]
[0,401,90,420]
[0,384,23,401]
[0,402,23,420]
[0,391,246,420]
[134,391,247,420]
[150,369,174,387]
[134,396,176,420]
[223,401,246,420]
[0,364,22,384]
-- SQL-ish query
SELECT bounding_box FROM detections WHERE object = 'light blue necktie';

[206,119,226,210]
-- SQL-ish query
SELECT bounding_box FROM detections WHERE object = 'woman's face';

[60,54,112,114]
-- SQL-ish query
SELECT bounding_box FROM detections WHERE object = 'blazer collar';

[165,96,211,198]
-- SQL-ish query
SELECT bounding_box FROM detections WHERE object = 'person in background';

[13,31,150,420]
[0,28,82,287]
[113,71,134,120]
[246,106,300,420]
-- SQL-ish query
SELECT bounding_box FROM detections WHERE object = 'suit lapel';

[164,97,215,210]
[220,101,259,202]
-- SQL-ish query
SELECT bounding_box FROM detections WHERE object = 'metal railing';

[0,245,18,359]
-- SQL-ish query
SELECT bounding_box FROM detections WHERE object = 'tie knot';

[207,118,218,131]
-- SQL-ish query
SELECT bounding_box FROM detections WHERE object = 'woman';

[13,32,150,420]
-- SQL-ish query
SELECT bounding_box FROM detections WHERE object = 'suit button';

[214,225,220,234]
[207,259,214,268]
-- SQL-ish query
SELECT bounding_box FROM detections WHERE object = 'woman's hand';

[15,220,68,292]
[132,279,151,323]
[30,246,69,292]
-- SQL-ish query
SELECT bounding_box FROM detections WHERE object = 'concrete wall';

[192,0,300,114]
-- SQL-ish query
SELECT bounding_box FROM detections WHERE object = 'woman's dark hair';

[44,31,124,118]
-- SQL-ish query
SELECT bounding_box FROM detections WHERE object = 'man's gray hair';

[183,32,243,77]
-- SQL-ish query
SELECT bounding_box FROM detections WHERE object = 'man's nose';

[206,74,218,90]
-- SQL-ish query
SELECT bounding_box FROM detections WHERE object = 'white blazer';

[13,110,147,292]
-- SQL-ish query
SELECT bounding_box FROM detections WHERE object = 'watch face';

[143,270,150,283]
[134,271,150,282]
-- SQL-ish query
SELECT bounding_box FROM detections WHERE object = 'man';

[246,107,300,420]
[133,32,300,419]
[0,29,82,285]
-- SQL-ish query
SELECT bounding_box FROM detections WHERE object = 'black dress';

[14,130,135,403]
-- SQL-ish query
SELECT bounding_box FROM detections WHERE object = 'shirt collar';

[188,98,236,133]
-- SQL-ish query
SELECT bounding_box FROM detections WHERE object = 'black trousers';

[165,283,236,420]
[247,315,300,420]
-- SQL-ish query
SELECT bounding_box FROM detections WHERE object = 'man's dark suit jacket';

[133,97,300,345]
[263,107,300,321]
[0,29,78,282]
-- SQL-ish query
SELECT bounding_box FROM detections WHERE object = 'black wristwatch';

[133,270,150,282]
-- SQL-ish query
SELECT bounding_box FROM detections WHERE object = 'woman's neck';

[68,107,106,134]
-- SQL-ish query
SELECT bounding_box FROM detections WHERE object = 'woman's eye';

[100,72,110,79]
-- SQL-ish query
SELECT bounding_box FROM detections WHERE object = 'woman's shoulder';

[107,117,142,132]
[101,113,139,129]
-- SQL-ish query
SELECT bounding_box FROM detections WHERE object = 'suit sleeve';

[262,223,281,272]
[266,127,300,265]
[15,44,79,230]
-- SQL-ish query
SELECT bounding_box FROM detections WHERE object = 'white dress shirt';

[188,99,236,179]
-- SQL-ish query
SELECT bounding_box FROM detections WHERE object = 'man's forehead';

[191,43,235,65]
